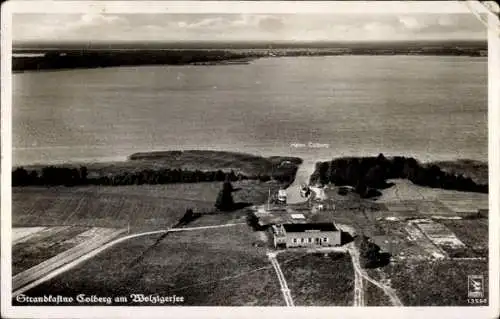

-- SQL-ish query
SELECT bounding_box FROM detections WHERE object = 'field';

[316,180,488,255]
[277,251,354,306]
[13,227,46,243]
[12,227,125,292]
[311,178,489,306]
[12,226,90,274]
[364,271,394,306]
[16,224,284,306]
[376,180,488,216]
[381,259,489,306]
[365,283,392,306]
[12,180,278,231]
[12,160,490,306]
[12,179,280,299]
[440,218,489,257]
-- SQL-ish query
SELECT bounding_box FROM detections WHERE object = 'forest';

[309,154,488,197]
[11,165,295,187]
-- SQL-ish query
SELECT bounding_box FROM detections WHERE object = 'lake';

[12,55,487,166]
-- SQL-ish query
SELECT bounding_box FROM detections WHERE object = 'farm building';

[250,205,311,228]
[272,222,341,248]
[277,189,287,204]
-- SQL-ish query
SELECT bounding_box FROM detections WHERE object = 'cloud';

[397,14,484,36]
[173,15,285,33]
[14,13,129,42]
[257,16,285,32]
[13,12,486,44]
[80,14,123,25]
[437,15,457,26]
[180,17,226,30]
[398,16,425,30]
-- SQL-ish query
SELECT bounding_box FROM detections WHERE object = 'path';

[12,228,126,292]
[352,256,365,307]
[286,160,317,204]
[12,227,47,244]
[12,223,245,297]
[267,252,295,306]
[347,243,403,307]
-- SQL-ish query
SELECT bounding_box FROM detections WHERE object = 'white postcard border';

[1,1,499,318]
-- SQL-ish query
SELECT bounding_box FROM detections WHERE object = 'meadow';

[382,259,489,306]
[277,252,354,306]
[12,179,279,231]
[17,224,285,306]
[12,226,90,274]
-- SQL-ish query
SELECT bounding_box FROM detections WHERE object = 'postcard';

[1,1,499,318]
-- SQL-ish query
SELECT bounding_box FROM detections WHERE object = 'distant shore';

[12,150,487,197]
[12,45,487,72]
[12,50,256,72]
[12,150,302,187]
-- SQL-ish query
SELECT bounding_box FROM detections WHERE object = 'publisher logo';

[468,275,484,298]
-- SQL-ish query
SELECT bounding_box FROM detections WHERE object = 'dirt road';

[286,160,317,204]
[13,228,125,292]
[267,252,295,306]
[347,243,403,307]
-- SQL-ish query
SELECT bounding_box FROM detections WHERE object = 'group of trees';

[359,235,390,268]
[12,166,88,186]
[310,154,488,198]
[11,166,281,187]
[178,208,202,226]
[215,179,235,211]
[177,179,238,227]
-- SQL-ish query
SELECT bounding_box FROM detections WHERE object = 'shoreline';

[13,153,488,171]
[13,157,488,174]
[12,147,488,169]
[11,150,488,195]
[12,47,486,72]
[12,54,487,74]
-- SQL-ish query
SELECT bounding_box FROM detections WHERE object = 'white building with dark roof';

[272,222,341,248]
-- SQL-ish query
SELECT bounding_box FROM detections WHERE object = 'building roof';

[272,224,286,236]
[283,222,338,233]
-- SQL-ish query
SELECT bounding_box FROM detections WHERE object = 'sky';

[12,8,487,44]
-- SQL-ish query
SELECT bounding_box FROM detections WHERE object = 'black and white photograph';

[1,1,499,318]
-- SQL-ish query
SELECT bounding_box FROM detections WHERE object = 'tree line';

[13,50,250,72]
[11,166,281,187]
[310,154,488,197]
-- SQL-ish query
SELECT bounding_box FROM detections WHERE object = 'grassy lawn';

[363,268,397,306]
[17,224,283,306]
[169,267,283,306]
[382,259,489,306]
[12,180,275,231]
[126,150,302,177]
[377,179,488,210]
[364,279,393,306]
[277,252,354,306]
